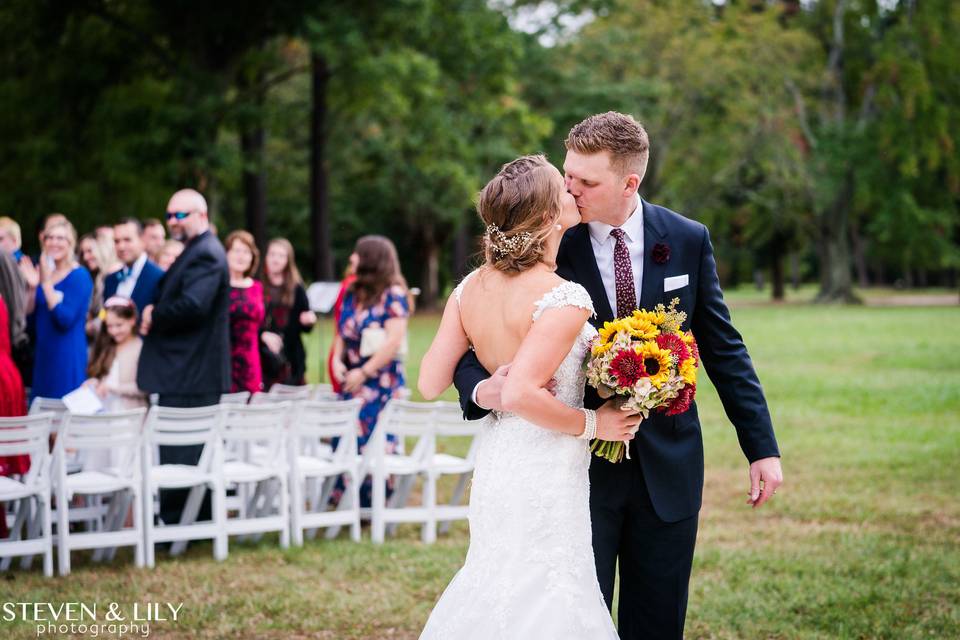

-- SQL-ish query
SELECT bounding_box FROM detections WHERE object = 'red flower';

[656,332,690,364]
[609,349,647,387]
[664,383,696,416]
[652,243,670,264]
[686,333,700,366]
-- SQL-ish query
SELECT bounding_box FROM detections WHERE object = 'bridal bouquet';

[585,298,699,463]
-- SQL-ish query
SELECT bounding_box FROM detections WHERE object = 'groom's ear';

[623,173,641,196]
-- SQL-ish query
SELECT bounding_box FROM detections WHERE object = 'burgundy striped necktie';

[611,228,636,317]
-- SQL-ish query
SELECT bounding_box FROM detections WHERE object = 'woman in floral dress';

[331,236,410,505]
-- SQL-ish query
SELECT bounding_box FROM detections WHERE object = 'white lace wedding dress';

[420,276,619,640]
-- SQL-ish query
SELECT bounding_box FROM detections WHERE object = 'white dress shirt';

[116,252,148,299]
[587,195,644,316]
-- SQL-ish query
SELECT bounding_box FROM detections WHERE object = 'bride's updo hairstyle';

[477,154,564,273]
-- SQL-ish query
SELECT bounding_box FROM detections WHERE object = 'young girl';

[85,297,147,411]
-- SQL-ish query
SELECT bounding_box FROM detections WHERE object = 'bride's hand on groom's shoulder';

[596,401,642,442]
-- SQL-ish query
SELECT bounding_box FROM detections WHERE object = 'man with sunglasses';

[137,188,230,530]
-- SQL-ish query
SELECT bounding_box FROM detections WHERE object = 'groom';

[453,112,783,639]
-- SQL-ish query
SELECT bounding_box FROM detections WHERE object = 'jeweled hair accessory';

[485,224,532,256]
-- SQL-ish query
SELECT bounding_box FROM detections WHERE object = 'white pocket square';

[664,274,689,292]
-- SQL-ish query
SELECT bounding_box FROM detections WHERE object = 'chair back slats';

[144,405,223,470]
[0,414,53,488]
[60,409,146,449]
[219,391,251,405]
[267,383,312,400]
[292,399,362,461]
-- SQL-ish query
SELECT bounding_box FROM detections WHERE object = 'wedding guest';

[0,292,28,539]
[19,219,93,400]
[142,218,166,264]
[327,253,358,393]
[260,238,316,388]
[0,250,27,374]
[85,297,146,411]
[103,217,163,315]
[78,232,119,342]
[224,230,264,394]
[332,236,410,503]
[0,216,24,262]
[138,188,229,526]
[157,239,184,271]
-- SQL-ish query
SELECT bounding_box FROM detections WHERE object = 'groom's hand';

[475,364,511,411]
[747,457,783,508]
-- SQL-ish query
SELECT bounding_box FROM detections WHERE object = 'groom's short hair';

[565,111,649,179]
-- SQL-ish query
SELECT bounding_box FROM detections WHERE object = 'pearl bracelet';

[578,408,597,440]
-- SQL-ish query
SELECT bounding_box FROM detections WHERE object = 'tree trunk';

[815,171,860,303]
[240,73,267,252]
[771,235,786,301]
[309,52,334,281]
[452,211,472,281]
[850,214,870,288]
[419,224,440,310]
[790,252,801,290]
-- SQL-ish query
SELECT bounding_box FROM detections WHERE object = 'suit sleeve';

[453,349,493,421]
[151,251,224,333]
[691,226,780,462]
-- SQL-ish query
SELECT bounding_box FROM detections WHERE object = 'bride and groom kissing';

[417,111,783,639]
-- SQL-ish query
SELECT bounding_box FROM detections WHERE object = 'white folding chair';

[408,403,478,536]
[54,409,147,575]
[142,405,226,567]
[267,383,312,400]
[0,413,54,577]
[310,383,339,401]
[369,400,445,544]
[289,399,363,544]
[219,402,291,552]
[219,391,251,405]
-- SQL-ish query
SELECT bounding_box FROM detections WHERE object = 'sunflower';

[632,309,666,326]
[680,357,697,385]
[637,341,673,388]
[597,319,627,345]
[625,316,658,341]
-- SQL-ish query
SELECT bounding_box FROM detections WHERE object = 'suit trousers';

[156,393,220,525]
[590,453,699,640]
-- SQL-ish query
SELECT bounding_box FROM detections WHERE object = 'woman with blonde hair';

[19,218,94,400]
[260,238,316,387]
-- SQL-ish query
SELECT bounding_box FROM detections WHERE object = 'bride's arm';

[418,294,471,400]
[500,306,594,435]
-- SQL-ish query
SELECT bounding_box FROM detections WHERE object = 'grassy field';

[3,288,959,639]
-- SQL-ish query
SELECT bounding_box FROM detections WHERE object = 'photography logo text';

[2,601,184,638]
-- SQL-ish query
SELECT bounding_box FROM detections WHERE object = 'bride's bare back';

[458,266,567,373]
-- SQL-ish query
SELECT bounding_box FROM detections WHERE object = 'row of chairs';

[0,390,479,577]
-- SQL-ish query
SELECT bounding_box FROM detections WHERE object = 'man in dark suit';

[454,112,783,639]
[138,188,230,526]
[102,217,163,315]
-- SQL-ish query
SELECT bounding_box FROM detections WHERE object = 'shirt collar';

[587,195,643,245]
[126,252,148,276]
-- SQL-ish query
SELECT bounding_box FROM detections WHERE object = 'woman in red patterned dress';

[0,291,28,538]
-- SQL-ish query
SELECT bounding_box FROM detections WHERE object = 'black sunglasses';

[165,210,193,221]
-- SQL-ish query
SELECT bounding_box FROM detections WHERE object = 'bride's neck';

[542,231,561,269]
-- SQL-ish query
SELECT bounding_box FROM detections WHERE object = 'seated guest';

[19,219,93,400]
[157,239,184,271]
[103,217,163,315]
[261,238,316,388]
[85,297,146,411]
[0,216,24,262]
[224,230,264,394]
[142,218,166,264]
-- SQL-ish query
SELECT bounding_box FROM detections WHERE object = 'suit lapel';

[567,224,613,326]
[638,200,669,311]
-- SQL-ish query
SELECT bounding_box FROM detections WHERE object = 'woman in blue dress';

[332,235,411,505]
[19,218,93,400]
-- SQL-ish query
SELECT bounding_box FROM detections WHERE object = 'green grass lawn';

[3,290,958,639]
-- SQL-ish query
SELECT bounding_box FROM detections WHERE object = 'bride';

[417,155,639,639]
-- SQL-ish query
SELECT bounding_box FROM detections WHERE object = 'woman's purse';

[359,325,408,359]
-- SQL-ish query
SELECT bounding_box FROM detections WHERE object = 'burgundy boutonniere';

[652,243,670,264]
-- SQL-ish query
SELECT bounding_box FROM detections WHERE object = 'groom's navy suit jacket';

[453,199,780,523]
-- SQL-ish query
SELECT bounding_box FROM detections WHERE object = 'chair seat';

[377,454,428,475]
[223,460,282,483]
[150,464,214,488]
[0,476,46,501]
[432,453,472,473]
[64,470,135,496]
[297,455,353,477]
